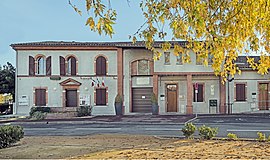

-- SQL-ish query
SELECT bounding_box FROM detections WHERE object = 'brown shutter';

[60,56,65,76]
[29,56,35,75]
[236,84,245,101]
[96,88,106,105]
[35,89,46,106]
[96,56,106,76]
[71,57,76,75]
[46,56,51,76]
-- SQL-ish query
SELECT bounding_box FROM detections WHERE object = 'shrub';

[181,123,197,139]
[114,94,123,104]
[227,133,238,140]
[0,125,24,149]
[257,132,266,142]
[29,107,51,117]
[151,93,158,105]
[268,135,270,142]
[77,105,92,117]
[198,125,218,140]
[31,111,47,120]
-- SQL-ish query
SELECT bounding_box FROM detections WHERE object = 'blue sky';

[0,0,145,66]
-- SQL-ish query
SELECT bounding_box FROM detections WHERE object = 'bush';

[31,111,47,120]
[227,133,238,140]
[198,125,218,140]
[29,107,51,117]
[77,105,92,117]
[181,123,197,139]
[151,93,158,105]
[0,125,24,149]
[257,132,266,142]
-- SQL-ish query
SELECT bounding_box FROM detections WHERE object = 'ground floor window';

[235,83,247,101]
[35,89,46,106]
[95,88,107,105]
[193,83,204,102]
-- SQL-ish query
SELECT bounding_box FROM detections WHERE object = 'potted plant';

[151,93,159,115]
[114,94,123,115]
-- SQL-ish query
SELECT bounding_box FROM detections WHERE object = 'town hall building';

[11,41,270,116]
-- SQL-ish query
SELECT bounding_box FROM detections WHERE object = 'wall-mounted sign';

[18,95,29,106]
[79,95,90,106]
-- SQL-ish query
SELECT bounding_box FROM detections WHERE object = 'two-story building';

[11,41,270,116]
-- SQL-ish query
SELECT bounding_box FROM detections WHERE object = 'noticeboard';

[209,99,218,107]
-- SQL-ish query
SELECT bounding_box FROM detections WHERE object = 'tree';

[69,0,270,81]
[0,62,15,96]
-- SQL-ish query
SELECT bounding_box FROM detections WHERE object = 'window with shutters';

[29,56,35,75]
[235,83,247,101]
[35,89,46,106]
[193,83,204,102]
[96,56,107,76]
[164,52,170,65]
[36,56,45,75]
[95,88,107,105]
[67,56,76,75]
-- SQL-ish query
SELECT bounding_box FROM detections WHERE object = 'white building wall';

[16,50,118,115]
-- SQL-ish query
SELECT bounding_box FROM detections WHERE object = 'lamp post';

[227,76,234,114]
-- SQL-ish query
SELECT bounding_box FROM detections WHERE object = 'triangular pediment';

[60,78,81,86]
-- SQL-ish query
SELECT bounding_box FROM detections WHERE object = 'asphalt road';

[2,115,270,139]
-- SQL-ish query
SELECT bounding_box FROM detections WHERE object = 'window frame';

[164,52,171,65]
[66,56,77,76]
[36,56,46,75]
[34,87,48,106]
[94,87,108,106]
[234,82,247,102]
[193,83,205,102]
[176,53,183,65]
[95,55,107,76]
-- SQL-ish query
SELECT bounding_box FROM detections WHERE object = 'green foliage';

[268,135,270,142]
[198,125,218,140]
[257,132,266,142]
[181,123,196,139]
[114,94,123,104]
[0,62,15,95]
[77,105,92,117]
[227,133,238,140]
[31,111,47,120]
[151,93,158,105]
[29,107,51,117]
[0,125,24,149]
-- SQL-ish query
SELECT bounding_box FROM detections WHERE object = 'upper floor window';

[235,83,247,102]
[164,52,170,65]
[131,59,153,76]
[138,59,149,75]
[96,56,107,76]
[37,56,45,75]
[196,53,213,65]
[60,56,77,76]
[176,53,183,65]
[67,56,76,75]
[29,55,51,76]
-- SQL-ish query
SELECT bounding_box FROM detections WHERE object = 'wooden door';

[259,83,269,110]
[166,84,177,112]
[66,89,77,107]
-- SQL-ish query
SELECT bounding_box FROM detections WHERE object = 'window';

[29,56,35,75]
[196,53,213,65]
[176,53,183,65]
[35,89,46,106]
[67,56,76,75]
[193,83,204,102]
[37,56,45,75]
[96,56,107,76]
[96,88,106,105]
[235,83,246,101]
[138,59,149,75]
[164,52,170,64]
